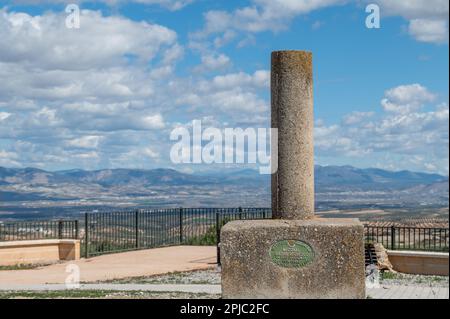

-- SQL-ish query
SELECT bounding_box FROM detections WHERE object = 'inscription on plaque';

[269,240,315,268]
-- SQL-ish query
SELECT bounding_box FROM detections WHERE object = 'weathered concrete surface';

[387,250,449,276]
[271,51,314,220]
[0,239,80,266]
[221,219,366,299]
[0,246,216,285]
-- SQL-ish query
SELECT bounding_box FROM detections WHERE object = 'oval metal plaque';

[269,240,315,268]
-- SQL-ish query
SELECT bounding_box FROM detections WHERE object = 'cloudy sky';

[0,0,448,175]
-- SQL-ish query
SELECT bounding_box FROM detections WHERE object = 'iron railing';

[84,209,181,257]
[82,207,271,257]
[0,220,79,242]
[1,209,448,261]
[364,225,449,252]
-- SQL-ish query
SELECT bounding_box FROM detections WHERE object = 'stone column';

[220,50,365,299]
[271,51,314,220]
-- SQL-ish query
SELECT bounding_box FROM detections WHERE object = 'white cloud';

[213,30,237,48]
[162,43,184,65]
[0,112,11,121]
[175,88,268,116]
[208,91,267,113]
[408,19,449,44]
[1,4,446,173]
[207,70,270,90]
[374,0,448,20]
[316,85,449,175]
[193,0,449,45]
[342,111,374,125]
[109,146,161,168]
[139,114,166,129]
[67,136,102,149]
[0,10,177,69]
[129,0,194,10]
[0,8,271,170]
[73,151,100,159]
[0,9,178,104]
[0,8,179,169]
[194,53,232,72]
[173,69,270,120]
[0,150,18,159]
[381,84,436,114]
[11,0,195,11]
[0,150,20,167]
[0,10,180,108]
[196,0,346,35]
[142,147,160,159]
[374,0,449,44]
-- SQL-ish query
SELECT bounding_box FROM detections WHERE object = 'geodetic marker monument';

[221,51,366,299]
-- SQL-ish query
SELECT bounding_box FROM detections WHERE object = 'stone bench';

[387,250,449,276]
[0,239,80,266]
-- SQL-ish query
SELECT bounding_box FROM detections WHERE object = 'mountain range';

[0,165,446,190]
[0,165,448,220]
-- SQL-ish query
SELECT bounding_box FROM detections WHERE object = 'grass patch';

[185,230,217,246]
[0,290,115,299]
[380,271,399,280]
[380,271,449,286]
[184,218,231,246]
[0,290,220,299]
[0,263,54,271]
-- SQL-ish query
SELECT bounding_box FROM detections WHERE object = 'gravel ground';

[380,272,449,288]
[101,268,222,285]
[105,268,448,289]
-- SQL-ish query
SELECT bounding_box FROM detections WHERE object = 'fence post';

[391,226,396,250]
[179,207,183,244]
[216,212,221,265]
[58,220,63,239]
[135,210,139,249]
[84,213,89,258]
[75,220,79,239]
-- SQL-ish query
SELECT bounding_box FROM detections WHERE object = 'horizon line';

[0,164,448,178]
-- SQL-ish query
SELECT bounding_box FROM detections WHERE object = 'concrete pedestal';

[221,219,366,299]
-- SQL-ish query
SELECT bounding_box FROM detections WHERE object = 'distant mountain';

[0,165,446,190]
[315,165,446,191]
[402,180,449,199]
[0,165,448,218]
[0,167,214,187]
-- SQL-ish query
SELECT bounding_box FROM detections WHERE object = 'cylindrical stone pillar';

[271,50,314,220]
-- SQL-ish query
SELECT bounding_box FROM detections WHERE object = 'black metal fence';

[364,226,449,252]
[0,220,79,241]
[83,207,271,257]
[1,209,448,261]
[83,209,179,257]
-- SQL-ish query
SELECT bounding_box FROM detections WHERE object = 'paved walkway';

[0,246,216,285]
[0,282,447,299]
[367,285,449,299]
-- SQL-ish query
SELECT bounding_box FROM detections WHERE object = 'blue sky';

[0,0,448,175]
